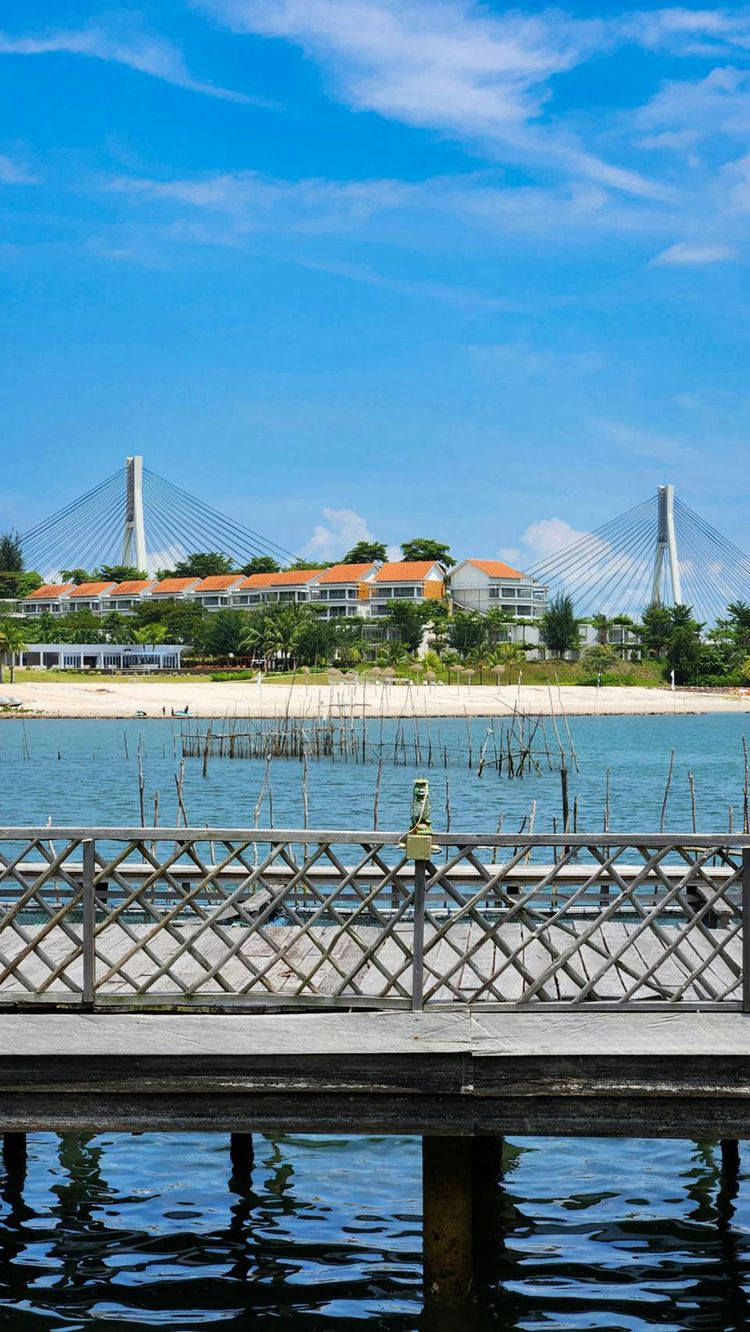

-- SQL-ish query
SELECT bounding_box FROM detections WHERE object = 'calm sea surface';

[1,713,750,1330]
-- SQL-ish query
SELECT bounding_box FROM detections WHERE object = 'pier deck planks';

[3,1010,750,1138]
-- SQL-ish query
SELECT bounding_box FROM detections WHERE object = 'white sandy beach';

[2,678,750,719]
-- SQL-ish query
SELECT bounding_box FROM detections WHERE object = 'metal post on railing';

[405,779,434,1013]
[741,849,750,1012]
[82,838,96,1007]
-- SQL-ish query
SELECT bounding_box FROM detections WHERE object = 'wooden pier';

[2,818,750,1304]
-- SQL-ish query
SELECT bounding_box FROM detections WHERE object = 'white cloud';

[302,507,374,561]
[0,154,37,184]
[651,240,738,265]
[516,518,591,565]
[197,0,666,200]
[0,23,255,103]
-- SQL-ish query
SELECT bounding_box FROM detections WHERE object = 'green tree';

[590,613,612,646]
[0,531,23,572]
[445,610,486,659]
[0,619,27,683]
[100,611,134,643]
[159,552,235,579]
[241,556,280,576]
[341,541,387,564]
[60,569,92,585]
[639,602,673,657]
[666,624,702,684]
[132,624,168,648]
[205,610,251,661]
[285,559,326,572]
[384,600,431,653]
[581,643,618,673]
[96,564,147,583]
[400,538,455,568]
[0,570,42,600]
[539,594,579,656]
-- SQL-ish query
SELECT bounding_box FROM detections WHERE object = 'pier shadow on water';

[2,1133,750,1330]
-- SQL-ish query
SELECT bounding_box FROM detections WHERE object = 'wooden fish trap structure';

[180,711,569,777]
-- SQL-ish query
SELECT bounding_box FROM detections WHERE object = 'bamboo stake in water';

[743,736,749,835]
[688,770,697,833]
[659,749,675,834]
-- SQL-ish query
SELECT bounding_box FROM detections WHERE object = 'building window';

[501,587,518,598]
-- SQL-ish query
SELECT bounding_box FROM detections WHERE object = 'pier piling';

[2,1132,27,1182]
[229,1132,255,1176]
[422,1136,473,1305]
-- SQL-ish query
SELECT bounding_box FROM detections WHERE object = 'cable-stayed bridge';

[528,485,750,625]
[20,456,298,578]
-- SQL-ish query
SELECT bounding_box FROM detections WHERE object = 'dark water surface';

[1,714,750,1329]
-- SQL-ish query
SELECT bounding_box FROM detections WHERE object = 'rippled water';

[1,714,750,1328]
[2,1133,749,1330]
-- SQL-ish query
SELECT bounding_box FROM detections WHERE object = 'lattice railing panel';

[0,828,747,1010]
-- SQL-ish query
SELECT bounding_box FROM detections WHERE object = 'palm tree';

[0,621,27,683]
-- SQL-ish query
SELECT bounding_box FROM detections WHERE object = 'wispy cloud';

[0,21,257,103]
[651,240,738,265]
[0,154,37,184]
[197,0,667,200]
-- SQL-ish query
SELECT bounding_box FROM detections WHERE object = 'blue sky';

[1,0,749,566]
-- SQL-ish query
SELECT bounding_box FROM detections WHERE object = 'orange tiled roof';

[110,580,157,596]
[465,560,525,579]
[24,583,75,601]
[239,570,323,589]
[151,577,199,595]
[68,582,117,598]
[374,561,442,582]
[192,575,243,592]
[317,562,377,584]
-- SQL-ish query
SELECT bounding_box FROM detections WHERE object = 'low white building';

[22,583,76,616]
[102,579,158,612]
[190,574,245,609]
[231,570,323,607]
[312,562,378,619]
[18,642,185,671]
[369,561,446,618]
[449,560,547,618]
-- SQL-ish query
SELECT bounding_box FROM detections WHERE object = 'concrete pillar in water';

[230,1132,255,1175]
[422,1136,473,1305]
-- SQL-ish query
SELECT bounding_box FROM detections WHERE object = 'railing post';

[82,838,96,1007]
[743,851,750,1014]
[405,779,433,1013]
[412,859,426,1012]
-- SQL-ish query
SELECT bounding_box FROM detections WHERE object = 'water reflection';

[1,1134,750,1329]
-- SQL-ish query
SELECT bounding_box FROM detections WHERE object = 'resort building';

[102,579,158,612]
[368,562,446,618]
[312,563,378,620]
[231,570,323,607]
[22,584,76,616]
[190,574,245,610]
[65,581,118,613]
[17,642,185,671]
[145,576,201,603]
[448,560,547,618]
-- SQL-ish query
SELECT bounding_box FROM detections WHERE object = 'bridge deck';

[2,1010,750,1138]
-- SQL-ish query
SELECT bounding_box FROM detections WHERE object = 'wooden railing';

[0,826,749,1011]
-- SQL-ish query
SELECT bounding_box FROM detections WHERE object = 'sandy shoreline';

[1,679,749,719]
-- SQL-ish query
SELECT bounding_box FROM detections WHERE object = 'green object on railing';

[405,778,433,860]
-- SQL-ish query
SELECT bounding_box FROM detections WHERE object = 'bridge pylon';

[121,455,147,572]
